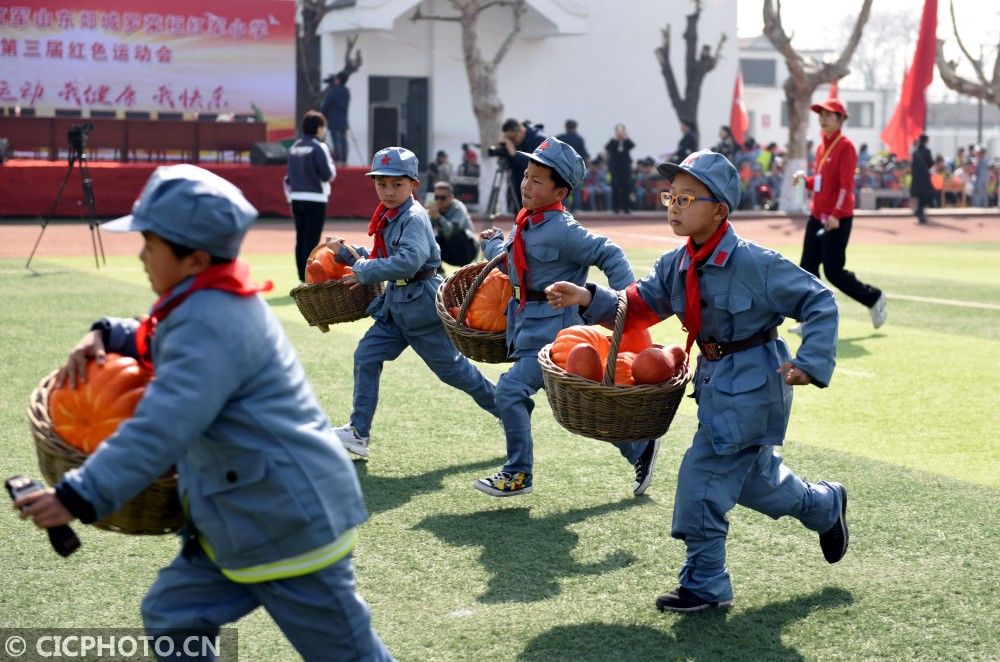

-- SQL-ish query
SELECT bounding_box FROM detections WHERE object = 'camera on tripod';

[486,144,508,158]
[67,122,93,163]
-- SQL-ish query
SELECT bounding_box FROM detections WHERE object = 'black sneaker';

[632,438,661,496]
[655,586,734,613]
[819,482,849,563]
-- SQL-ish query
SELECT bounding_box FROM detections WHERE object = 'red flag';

[881,0,937,157]
[730,71,749,147]
[828,81,839,99]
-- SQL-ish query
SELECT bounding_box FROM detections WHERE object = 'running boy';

[328,147,499,459]
[546,150,849,612]
[13,165,392,658]
[473,137,658,498]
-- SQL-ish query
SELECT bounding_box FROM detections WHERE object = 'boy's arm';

[563,222,634,288]
[481,228,507,264]
[579,254,677,330]
[90,317,141,358]
[58,315,242,522]
[351,214,433,284]
[764,254,838,387]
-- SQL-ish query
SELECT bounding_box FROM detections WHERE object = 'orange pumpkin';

[614,351,636,386]
[49,354,151,454]
[465,270,512,332]
[565,343,604,382]
[305,247,353,283]
[305,260,331,284]
[550,326,611,368]
[666,344,687,368]
[619,328,653,354]
[632,347,677,385]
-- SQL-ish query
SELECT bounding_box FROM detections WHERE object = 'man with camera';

[493,118,548,208]
[428,181,478,268]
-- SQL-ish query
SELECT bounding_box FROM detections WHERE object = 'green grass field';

[1,240,998,661]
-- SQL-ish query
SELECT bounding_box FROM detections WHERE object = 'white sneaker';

[869,293,887,329]
[787,323,803,336]
[333,424,369,459]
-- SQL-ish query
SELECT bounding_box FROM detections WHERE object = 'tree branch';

[655,25,684,111]
[832,0,873,71]
[411,6,462,22]
[762,0,806,81]
[477,0,515,14]
[948,0,989,85]
[936,38,998,104]
[491,0,525,66]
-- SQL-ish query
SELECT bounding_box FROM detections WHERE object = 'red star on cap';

[380,154,392,165]
[538,140,551,151]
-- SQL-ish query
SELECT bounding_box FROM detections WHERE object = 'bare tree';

[654,0,726,127]
[762,0,873,212]
[841,10,918,91]
[936,0,1000,107]
[412,0,527,214]
[295,1,363,120]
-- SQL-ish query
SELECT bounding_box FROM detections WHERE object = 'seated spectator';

[426,150,453,193]
[579,155,612,211]
[632,157,658,210]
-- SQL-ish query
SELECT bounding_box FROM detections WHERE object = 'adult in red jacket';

[792,99,886,331]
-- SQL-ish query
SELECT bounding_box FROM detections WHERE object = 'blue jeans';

[670,427,842,602]
[497,355,648,475]
[329,129,348,163]
[142,545,393,661]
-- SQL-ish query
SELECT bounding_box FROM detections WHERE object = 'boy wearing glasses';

[546,150,849,612]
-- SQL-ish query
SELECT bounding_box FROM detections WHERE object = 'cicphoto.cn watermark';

[0,628,237,661]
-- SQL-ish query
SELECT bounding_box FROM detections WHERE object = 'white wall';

[323,0,738,168]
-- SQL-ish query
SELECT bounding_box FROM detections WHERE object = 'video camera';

[67,122,93,161]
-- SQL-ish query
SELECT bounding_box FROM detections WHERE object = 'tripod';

[483,161,519,229]
[27,145,106,269]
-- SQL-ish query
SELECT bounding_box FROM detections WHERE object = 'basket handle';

[455,252,507,328]
[602,291,628,387]
[312,236,363,263]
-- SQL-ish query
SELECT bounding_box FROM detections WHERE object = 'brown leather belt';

[512,285,547,302]
[698,327,778,361]
[393,269,438,286]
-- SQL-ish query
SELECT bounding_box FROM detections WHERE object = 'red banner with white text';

[0,1,296,140]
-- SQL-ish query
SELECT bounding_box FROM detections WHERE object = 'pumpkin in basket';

[49,354,151,454]
[619,328,653,354]
[632,347,682,385]
[464,270,513,332]
[614,352,636,386]
[305,247,353,284]
[565,344,604,382]
[550,326,611,368]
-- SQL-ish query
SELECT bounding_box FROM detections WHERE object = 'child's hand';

[55,330,105,389]
[480,227,502,242]
[14,489,74,529]
[341,274,360,290]
[545,282,592,310]
[777,362,812,386]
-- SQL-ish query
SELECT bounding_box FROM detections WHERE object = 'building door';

[368,76,429,169]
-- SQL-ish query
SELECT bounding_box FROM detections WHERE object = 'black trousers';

[800,215,882,308]
[913,194,931,223]
[611,172,632,212]
[292,199,327,281]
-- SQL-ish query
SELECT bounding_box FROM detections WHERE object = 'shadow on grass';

[355,457,505,517]
[836,333,884,359]
[415,498,646,604]
[518,586,852,661]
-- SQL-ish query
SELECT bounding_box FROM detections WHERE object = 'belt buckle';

[702,342,724,360]
[394,278,408,286]
[512,285,522,301]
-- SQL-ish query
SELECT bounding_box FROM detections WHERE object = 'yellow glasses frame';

[660,192,717,209]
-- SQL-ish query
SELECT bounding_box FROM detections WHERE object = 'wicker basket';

[539,292,691,443]
[27,371,183,535]
[435,253,513,364]
[290,240,384,332]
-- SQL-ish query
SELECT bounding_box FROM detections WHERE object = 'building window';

[847,101,874,128]
[740,58,777,87]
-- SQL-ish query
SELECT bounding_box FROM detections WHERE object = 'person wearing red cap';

[792,99,887,332]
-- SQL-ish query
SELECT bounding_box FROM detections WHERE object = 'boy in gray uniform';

[330,147,499,459]
[547,150,849,612]
[474,137,658,498]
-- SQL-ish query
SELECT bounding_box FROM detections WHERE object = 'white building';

[318,0,738,173]
[738,35,889,155]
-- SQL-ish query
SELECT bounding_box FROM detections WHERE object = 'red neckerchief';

[368,203,401,258]
[683,220,730,355]
[511,201,565,312]
[134,259,273,372]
